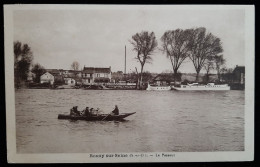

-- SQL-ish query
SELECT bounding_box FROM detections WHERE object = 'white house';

[82,67,112,85]
[40,72,54,85]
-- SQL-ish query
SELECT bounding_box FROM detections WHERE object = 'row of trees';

[130,27,225,89]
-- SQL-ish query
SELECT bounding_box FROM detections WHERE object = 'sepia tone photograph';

[4,5,254,163]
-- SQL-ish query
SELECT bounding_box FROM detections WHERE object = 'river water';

[15,89,244,153]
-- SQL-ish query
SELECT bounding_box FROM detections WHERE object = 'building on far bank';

[61,70,82,78]
[40,72,55,85]
[46,69,63,75]
[82,66,112,85]
[41,70,64,85]
[38,67,111,85]
[233,65,245,84]
[62,70,81,86]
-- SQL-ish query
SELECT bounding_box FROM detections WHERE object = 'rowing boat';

[58,112,136,121]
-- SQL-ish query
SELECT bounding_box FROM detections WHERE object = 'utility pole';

[124,45,126,82]
[125,45,126,75]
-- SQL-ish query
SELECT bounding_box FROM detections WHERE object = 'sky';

[13,6,245,74]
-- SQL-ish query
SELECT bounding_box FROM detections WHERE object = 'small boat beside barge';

[58,112,136,121]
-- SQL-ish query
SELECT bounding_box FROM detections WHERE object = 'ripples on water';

[15,89,244,153]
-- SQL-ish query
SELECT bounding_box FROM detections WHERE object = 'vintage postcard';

[4,5,254,163]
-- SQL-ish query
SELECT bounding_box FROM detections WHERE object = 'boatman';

[84,107,90,116]
[111,105,119,115]
[90,108,94,115]
[70,106,80,116]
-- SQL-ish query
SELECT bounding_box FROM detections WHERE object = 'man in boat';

[84,107,90,116]
[111,105,119,115]
[70,106,80,116]
[96,108,101,115]
[90,108,94,115]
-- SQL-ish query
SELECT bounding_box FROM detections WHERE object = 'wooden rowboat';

[58,112,136,121]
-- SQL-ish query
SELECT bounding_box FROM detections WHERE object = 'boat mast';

[124,45,126,81]
[125,45,126,75]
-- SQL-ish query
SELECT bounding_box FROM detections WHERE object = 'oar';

[101,113,111,121]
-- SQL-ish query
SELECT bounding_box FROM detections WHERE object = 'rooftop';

[233,65,245,73]
[83,67,111,74]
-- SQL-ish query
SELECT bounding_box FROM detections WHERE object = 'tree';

[221,68,233,83]
[14,41,33,88]
[189,27,223,82]
[141,71,153,83]
[125,71,138,83]
[218,67,233,83]
[71,61,80,77]
[156,72,182,84]
[31,63,46,83]
[71,61,80,71]
[203,57,215,83]
[130,31,158,89]
[161,29,193,85]
[214,54,225,82]
[111,71,124,83]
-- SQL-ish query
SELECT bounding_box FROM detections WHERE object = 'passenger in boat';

[74,106,81,115]
[111,105,119,115]
[70,106,80,116]
[70,108,74,115]
[96,108,101,115]
[90,108,94,115]
[84,107,90,116]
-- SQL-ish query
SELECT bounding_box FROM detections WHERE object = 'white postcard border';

[4,4,255,163]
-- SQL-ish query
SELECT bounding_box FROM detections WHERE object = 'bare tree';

[161,29,193,85]
[203,57,215,83]
[71,61,80,71]
[189,27,223,82]
[71,61,80,77]
[214,54,225,82]
[130,31,158,89]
